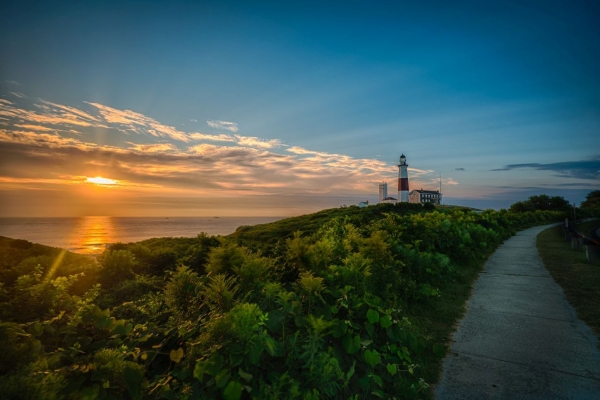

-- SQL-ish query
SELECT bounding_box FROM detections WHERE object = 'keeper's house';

[409,189,442,205]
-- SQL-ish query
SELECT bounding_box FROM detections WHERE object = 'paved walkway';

[435,224,600,399]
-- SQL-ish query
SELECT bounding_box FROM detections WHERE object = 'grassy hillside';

[228,203,426,254]
[0,207,564,399]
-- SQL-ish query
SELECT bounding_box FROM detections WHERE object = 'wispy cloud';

[234,134,283,149]
[15,124,55,132]
[207,120,239,132]
[0,129,122,152]
[38,100,101,123]
[126,142,179,154]
[0,100,100,127]
[189,132,236,142]
[455,167,465,171]
[492,156,600,180]
[87,102,190,142]
[0,96,443,208]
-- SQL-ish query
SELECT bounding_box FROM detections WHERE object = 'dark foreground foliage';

[0,206,564,399]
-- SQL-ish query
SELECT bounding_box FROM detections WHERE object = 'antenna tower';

[439,173,442,204]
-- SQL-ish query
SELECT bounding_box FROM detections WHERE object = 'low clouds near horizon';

[0,94,444,216]
[492,157,600,181]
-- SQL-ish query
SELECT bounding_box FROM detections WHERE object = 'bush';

[163,266,203,318]
[98,250,137,288]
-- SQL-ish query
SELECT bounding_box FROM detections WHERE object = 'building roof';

[410,189,440,194]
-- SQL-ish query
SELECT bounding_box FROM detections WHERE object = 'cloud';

[0,125,401,197]
[207,120,239,132]
[191,132,284,149]
[0,129,100,150]
[0,95,436,208]
[552,183,599,188]
[15,124,57,132]
[187,143,262,158]
[126,142,179,154]
[190,119,198,122]
[0,100,100,128]
[189,132,236,142]
[492,156,600,180]
[234,134,283,149]
[455,167,465,171]
[37,100,101,123]
[86,102,190,142]
[287,146,332,157]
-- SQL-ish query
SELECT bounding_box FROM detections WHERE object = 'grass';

[409,258,487,396]
[536,219,600,343]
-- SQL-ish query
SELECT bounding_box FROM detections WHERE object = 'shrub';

[164,266,202,317]
[98,250,137,288]
[205,240,246,275]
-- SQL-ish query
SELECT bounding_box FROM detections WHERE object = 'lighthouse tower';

[398,154,409,202]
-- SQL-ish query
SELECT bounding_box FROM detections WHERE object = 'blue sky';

[0,0,598,216]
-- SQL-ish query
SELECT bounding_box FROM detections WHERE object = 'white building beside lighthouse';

[378,182,387,201]
[379,181,398,203]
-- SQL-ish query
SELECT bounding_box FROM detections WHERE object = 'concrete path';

[435,224,600,399]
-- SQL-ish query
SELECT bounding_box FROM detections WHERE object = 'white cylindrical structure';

[379,182,388,202]
[398,154,409,202]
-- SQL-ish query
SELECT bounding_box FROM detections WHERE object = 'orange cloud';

[0,96,445,204]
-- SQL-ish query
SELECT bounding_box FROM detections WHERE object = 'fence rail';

[562,218,600,264]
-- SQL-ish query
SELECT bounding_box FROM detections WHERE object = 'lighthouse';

[398,154,409,202]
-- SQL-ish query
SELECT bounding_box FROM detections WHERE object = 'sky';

[0,0,598,217]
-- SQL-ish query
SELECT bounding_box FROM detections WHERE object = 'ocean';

[0,217,283,254]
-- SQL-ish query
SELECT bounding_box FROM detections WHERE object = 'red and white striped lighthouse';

[398,154,409,202]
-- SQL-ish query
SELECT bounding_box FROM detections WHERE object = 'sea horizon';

[0,216,284,254]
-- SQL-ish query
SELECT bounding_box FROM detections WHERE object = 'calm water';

[0,217,283,254]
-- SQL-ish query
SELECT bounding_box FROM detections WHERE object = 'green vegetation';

[510,192,600,220]
[581,190,600,210]
[0,203,567,399]
[228,203,424,254]
[509,194,571,213]
[536,219,600,342]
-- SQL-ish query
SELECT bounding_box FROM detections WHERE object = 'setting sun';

[86,176,118,185]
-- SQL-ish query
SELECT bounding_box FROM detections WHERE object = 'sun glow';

[86,176,118,185]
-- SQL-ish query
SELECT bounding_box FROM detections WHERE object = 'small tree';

[509,194,570,213]
[581,190,600,209]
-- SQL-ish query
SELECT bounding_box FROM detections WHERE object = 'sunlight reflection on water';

[0,216,282,254]
[70,216,116,254]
